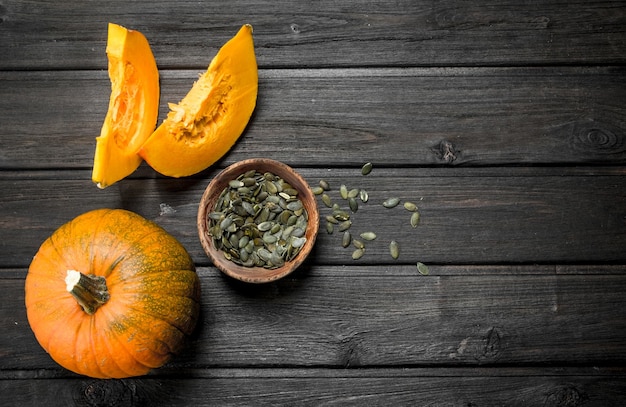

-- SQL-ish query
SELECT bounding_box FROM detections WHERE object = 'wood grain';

[1,67,625,169]
[3,267,626,370]
[2,0,625,403]
[1,368,625,406]
[1,1,625,70]
[1,168,624,267]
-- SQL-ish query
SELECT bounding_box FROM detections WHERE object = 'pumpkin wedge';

[139,24,257,177]
[92,23,159,189]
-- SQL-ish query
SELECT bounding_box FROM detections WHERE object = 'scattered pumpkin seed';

[403,201,418,212]
[348,197,358,212]
[340,184,348,199]
[361,162,373,175]
[382,197,400,208]
[417,262,429,275]
[326,222,334,234]
[332,210,350,221]
[352,248,365,260]
[312,186,324,195]
[389,240,399,259]
[342,231,352,248]
[353,239,364,250]
[410,211,420,228]
[347,188,360,199]
[359,189,369,203]
[326,215,339,224]
[319,180,330,190]
[321,193,333,208]
[338,220,352,232]
[360,232,377,241]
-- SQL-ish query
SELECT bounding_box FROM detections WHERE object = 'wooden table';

[2,1,626,405]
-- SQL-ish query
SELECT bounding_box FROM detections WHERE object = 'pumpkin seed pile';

[207,170,308,269]
[313,162,429,275]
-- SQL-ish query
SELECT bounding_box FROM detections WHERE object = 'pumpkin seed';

[292,237,307,248]
[319,180,330,190]
[353,239,364,250]
[361,162,373,175]
[352,248,365,260]
[348,188,360,199]
[389,240,399,259]
[348,197,358,212]
[321,193,333,208]
[342,231,352,248]
[359,189,369,203]
[382,197,400,208]
[403,201,418,212]
[410,211,420,228]
[417,262,429,275]
[333,211,351,222]
[338,220,352,232]
[340,184,348,199]
[326,222,334,234]
[208,170,309,270]
[326,215,339,224]
[360,232,377,241]
[312,186,324,195]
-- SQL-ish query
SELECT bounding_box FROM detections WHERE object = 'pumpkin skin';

[139,24,258,177]
[25,209,200,379]
[92,23,160,189]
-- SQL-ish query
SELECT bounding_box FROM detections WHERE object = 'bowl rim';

[197,158,319,283]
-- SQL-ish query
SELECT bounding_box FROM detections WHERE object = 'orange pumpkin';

[24,209,200,379]
[92,23,160,189]
[139,24,258,177]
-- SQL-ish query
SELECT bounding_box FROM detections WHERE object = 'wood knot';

[78,380,140,407]
[338,332,364,367]
[567,119,626,159]
[478,327,502,362]
[433,139,458,164]
[544,385,586,407]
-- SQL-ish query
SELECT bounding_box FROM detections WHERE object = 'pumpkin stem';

[65,269,110,314]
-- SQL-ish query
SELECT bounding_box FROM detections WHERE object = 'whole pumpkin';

[25,209,201,379]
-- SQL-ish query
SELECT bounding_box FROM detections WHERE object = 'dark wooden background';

[1,1,626,405]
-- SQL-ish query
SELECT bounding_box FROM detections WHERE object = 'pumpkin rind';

[139,24,258,177]
[92,23,160,189]
[25,209,200,379]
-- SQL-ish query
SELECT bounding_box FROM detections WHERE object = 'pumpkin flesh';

[92,23,160,189]
[25,209,200,379]
[139,24,258,177]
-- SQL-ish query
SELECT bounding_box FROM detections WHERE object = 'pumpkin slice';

[92,23,159,189]
[139,24,257,177]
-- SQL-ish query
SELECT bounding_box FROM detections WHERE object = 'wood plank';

[1,168,624,267]
[3,268,626,370]
[1,367,625,406]
[1,67,625,169]
[1,1,625,70]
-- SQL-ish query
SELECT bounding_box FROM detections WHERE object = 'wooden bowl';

[197,158,319,283]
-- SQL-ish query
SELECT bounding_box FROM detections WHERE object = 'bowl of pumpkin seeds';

[198,158,319,283]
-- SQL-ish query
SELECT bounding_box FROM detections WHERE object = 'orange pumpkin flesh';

[92,23,160,189]
[139,24,258,177]
[25,209,200,379]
